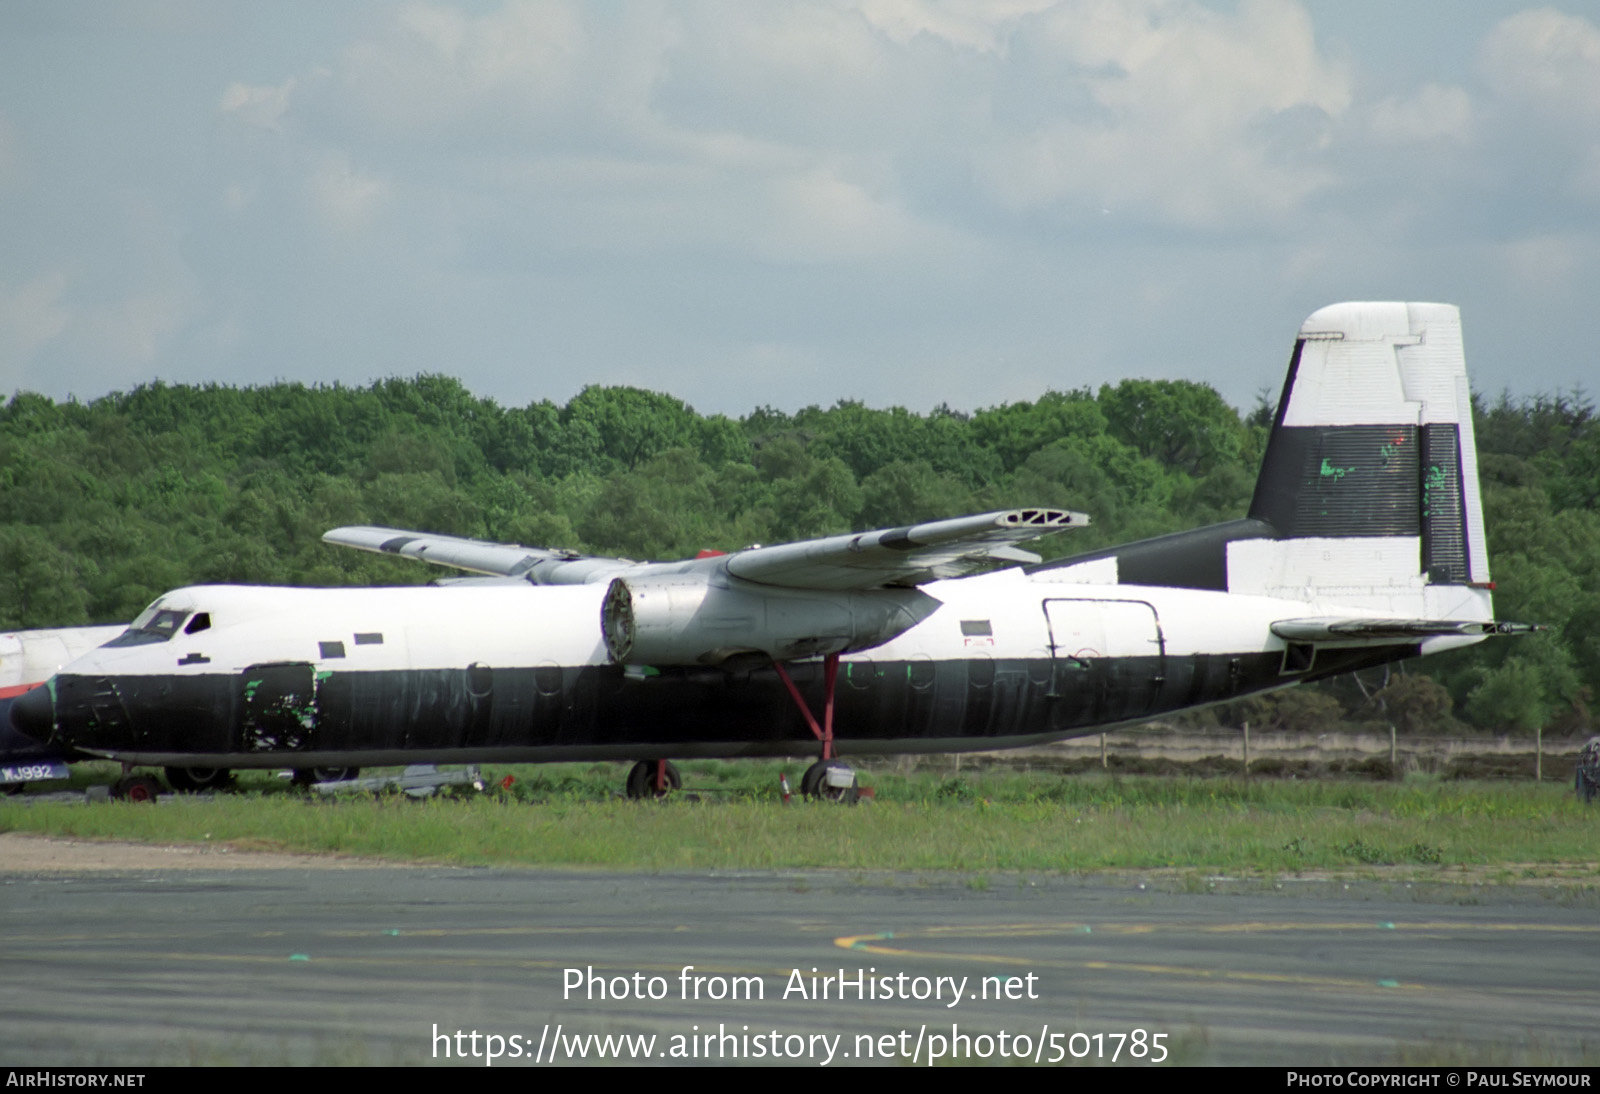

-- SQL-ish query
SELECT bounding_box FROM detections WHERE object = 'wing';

[322,526,630,584]
[724,508,1086,590]
[326,507,1085,590]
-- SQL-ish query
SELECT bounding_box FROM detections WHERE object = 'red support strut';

[773,652,840,761]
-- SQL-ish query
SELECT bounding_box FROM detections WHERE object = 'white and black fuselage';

[34,574,1469,768]
[12,302,1520,770]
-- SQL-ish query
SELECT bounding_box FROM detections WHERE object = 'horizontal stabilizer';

[1271,618,1539,643]
[727,508,1084,590]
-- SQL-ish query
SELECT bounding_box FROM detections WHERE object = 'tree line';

[1,376,1593,736]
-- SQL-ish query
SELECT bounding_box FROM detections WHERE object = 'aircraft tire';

[291,767,360,787]
[800,760,858,804]
[165,766,233,793]
[112,774,162,803]
[625,760,681,799]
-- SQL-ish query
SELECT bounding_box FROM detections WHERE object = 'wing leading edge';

[726,508,1085,589]
[323,507,1086,591]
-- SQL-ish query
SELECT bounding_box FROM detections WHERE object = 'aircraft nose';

[9,683,55,742]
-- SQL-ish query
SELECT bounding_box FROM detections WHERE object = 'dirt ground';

[0,831,395,872]
[894,729,1592,781]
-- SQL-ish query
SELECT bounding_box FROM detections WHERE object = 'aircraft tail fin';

[1033,302,1494,623]
[1229,302,1491,618]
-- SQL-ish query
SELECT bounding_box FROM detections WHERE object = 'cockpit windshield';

[106,603,193,647]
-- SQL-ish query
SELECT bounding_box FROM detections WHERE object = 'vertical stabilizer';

[1233,302,1491,619]
[1030,302,1493,623]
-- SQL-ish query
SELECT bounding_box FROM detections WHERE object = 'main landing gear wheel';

[112,774,162,803]
[801,759,858,804]
[165,766,233,793]
[291,767,360,787]
[625,760,681,799]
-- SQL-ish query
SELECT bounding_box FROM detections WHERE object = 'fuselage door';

[237,662,318,753]
[1042,599,1165,724]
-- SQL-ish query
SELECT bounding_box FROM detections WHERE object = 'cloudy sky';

[2,0,1596,417]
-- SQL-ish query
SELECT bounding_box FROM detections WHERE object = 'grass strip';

[2,762,1595,875]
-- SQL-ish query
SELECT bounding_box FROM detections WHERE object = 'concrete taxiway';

[2,837,1595,1066]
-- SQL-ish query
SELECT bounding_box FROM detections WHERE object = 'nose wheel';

[111,774,162,802]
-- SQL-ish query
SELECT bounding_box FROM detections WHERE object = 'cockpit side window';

[106,607,192,647]
[184,612,211,635]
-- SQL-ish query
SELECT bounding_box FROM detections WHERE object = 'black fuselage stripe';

[53,647,1413,764]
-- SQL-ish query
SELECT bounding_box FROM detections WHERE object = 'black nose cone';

[9,684,55,742]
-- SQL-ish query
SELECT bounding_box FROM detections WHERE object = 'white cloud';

[976,0,1349,228]
[333,0,588,139]
[220,78,297,132]
[55,0,1580,409]
[1489,232,1592,315]
[222,180,257,213]
[1479,7,1600,123]
[234,0,1358,257]
[1370,83,1473,144]
[82,284,193,367]
[0,272,70,386]
[0,268,191,392]
[307,150,389,233]
[756,163,934,262]
[859,0,1052,54]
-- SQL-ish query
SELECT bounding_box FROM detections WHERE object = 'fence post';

[1536,725,1542,783]
[1100,732,1107,769]
[1390,723,1397,778]
[1242,720,1250,777]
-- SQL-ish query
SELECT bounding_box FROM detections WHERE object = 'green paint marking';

[1319,459,1353,480]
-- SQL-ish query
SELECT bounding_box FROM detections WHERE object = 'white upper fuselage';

[58,568,1478,684]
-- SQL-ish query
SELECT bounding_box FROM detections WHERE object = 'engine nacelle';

[601,576,939,667]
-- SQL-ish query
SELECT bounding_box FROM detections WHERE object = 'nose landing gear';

[111,773,162,802]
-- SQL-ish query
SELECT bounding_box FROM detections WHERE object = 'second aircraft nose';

[8,682,55,742]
